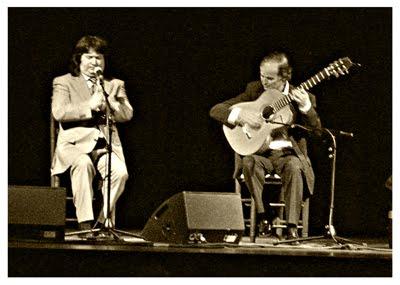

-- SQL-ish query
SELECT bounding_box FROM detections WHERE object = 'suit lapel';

[74,74,92,100]
[103,79,112,96]
[73,75,114,102]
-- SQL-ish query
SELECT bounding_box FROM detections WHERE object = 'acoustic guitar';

[223,57,358,156]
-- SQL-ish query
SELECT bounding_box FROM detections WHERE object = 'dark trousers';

[242,148,305,226]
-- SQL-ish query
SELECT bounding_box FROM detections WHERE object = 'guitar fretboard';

[270,68,332,112]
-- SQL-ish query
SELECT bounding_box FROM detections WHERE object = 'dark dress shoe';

[258,220,272,236]
[78,221,96,240]
[286,226,300,245]
[79,221,93,231]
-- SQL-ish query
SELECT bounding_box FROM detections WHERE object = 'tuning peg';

[338,59,349,74]
[334,62,346,76]
[331,69,340,78]
[328,62,339,77]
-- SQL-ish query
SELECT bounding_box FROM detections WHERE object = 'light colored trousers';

[69,152,128,225]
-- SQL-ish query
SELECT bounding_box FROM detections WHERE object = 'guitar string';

[270,69,330,113]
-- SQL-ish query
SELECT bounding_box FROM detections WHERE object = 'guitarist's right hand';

[236,109,263,129]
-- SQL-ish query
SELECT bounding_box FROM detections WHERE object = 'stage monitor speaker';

[142,191,245,244]
[8,185,66,241]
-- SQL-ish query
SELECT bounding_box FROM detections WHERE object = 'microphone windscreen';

[94,66,103,74]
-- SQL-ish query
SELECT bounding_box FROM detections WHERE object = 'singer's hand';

[236,109,263,129]
[291,88,311,109]
[108,96,121,113]
[90,86,106,112]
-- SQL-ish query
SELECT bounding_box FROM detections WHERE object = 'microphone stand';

[269,121,366,248]
[86,78,141,241]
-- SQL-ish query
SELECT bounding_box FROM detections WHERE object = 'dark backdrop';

[8,7,392,235]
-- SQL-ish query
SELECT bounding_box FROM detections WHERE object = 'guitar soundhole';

[262,106,274,120]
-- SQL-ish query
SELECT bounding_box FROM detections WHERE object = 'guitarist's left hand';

[291,88,311,113]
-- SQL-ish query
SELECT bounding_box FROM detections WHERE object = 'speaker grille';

[8,185,66,226]
[184,192,244,230]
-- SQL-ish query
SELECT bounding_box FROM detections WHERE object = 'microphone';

[94,66,104,83]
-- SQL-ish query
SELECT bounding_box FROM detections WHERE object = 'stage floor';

[8,228,392,277]
[60,228,391,257]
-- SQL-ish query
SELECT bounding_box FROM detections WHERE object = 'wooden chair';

[233,153,309,243]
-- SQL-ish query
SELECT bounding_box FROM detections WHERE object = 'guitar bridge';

[243,124,252,139]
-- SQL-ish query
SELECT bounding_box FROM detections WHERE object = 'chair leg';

[301,198,309,237]
[51,175,60,188]
[275,190,285,238]
[249,197,256,243]
[234,179,241,194]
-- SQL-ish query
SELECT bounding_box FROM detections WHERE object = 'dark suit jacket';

[210,81,321,194]
[51,73,133,176]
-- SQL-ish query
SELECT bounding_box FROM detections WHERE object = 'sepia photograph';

[6,2,394,277]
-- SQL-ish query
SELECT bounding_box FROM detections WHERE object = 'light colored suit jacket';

[51,73,133,176]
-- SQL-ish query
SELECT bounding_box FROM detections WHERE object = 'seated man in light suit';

[51,35,133,237]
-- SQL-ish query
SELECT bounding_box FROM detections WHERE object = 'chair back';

[50,113,60,187]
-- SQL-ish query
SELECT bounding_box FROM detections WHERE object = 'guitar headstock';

[326,57,360,78]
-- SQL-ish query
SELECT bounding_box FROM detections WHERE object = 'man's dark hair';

[69,35,109,76]
[260,51,292,81]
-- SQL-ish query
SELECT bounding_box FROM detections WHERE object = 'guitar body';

[223,88,294,156]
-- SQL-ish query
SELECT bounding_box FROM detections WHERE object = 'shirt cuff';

[228,107,241,125]
[299,100,312,114]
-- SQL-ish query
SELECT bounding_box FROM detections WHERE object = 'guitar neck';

[270,68,332,112]
[299,67,332,91]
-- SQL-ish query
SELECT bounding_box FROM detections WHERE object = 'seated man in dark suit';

[210,52,321,243]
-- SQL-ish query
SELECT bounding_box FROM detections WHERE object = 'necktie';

[88,78,96,95]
